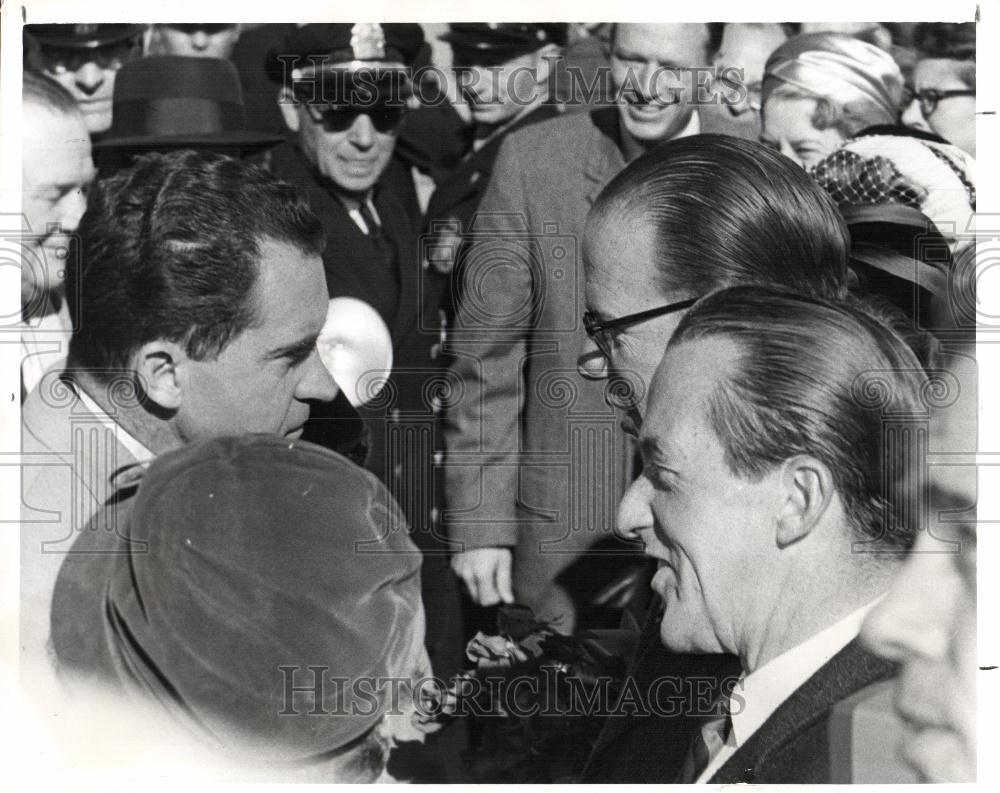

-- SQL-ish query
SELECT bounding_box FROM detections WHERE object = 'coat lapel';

[711,639,895,784]
[582,107,627,205]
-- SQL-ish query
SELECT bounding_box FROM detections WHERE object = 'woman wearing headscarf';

[760,32,904,168]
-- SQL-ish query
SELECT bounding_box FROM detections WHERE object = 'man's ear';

[278,87,300,133]
[132,340,186,411]
[775,455,835,547]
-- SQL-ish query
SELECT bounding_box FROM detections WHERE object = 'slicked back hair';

[668,285,928,550]
[592,134,850,301]
[67,150,325,380]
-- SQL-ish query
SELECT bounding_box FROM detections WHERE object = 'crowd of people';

[17,19,978,784]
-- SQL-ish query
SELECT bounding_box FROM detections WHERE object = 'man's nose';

[73,62,105,93]
[615,475,654,542]
[62,188,89,234]
[347,114,377,148]
[901,97,929,130]
[298,348,340,403]
[577,336,609,379]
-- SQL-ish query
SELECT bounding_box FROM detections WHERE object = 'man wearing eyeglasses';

[267,23,465,694]
[442,24,728,631]
[24,23,145,137]
[901,22,976,158]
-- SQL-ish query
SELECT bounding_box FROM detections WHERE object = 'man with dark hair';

[443,23,727,631]
[617,285,925,783]
[267,22,464,696]
[577,134,850,782]
[21,150,338,674]
[23,23,145,137]
[20,71,96,395]
[902,22,976,157]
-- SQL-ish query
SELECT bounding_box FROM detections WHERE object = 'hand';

[465,631,530,669]
[451,547,514,606]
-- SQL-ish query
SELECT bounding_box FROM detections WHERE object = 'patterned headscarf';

[763,32,904,124]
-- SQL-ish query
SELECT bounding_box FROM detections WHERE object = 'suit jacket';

[710,639,895,784]
[21,372,144,669]
[269,143,463,678]
[442,107,638,627]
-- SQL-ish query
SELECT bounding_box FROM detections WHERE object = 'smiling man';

[617,285,926,783]
[21,151,338,676]
[20,71,96,395]
[268,23,464,691]
[443,23,725,631]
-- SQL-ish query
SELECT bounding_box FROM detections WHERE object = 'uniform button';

[430,507,439,522]
[393,464,403,479]
[433,451,444,465]
[390,408,400,422]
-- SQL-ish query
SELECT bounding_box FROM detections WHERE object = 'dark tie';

[357,201,382,239]
[674,679,738,783]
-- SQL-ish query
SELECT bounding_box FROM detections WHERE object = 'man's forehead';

[646,337,739,424]
[614,23,711,57]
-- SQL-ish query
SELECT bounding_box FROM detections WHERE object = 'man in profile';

[21,151,338,676]
[442,23,729,629]
[617,285,925,782]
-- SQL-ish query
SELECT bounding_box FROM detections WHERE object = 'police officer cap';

[266,22,425,84]
[442,22,567,67]
[24,23,145,49]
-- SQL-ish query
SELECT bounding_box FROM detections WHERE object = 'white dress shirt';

[694,597,885,783]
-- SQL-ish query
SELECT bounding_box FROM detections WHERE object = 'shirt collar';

[728,596,885,747]
[72,379,156,466]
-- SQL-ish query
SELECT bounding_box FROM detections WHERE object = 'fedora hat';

[94,55,284,152]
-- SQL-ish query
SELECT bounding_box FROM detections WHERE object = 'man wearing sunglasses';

[268,23,465,695]
[24,23,145,137]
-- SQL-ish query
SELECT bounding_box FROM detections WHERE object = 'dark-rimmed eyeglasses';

[583,297,699,360]
[301,102,406,133]
[905,88,976,119]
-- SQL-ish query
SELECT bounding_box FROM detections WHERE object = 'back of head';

[52,434,425,776]
[66,150,324,381]
[592,134,850,299]
[669,284,928,551]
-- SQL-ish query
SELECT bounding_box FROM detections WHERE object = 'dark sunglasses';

[906,88,976,119]
[583,297,699,359]
[38,38,141,74]
[302,102,406,133]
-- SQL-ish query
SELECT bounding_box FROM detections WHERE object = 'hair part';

[669,285,928,551]
[592,134,850,301]
[67,150,325,379]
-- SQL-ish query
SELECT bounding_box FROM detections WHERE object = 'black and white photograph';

[0,0,995,787]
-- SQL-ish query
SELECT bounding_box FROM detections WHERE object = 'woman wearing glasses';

[901,23,976,158]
